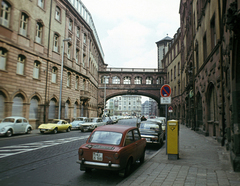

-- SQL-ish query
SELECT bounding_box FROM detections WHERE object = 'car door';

[61,121,67,130]
[21,119,29,132]
[133,129,145,160]
[14,119,23,133]
[123,130,138,162]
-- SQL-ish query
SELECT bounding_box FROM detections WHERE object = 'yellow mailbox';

[167,120,179,159]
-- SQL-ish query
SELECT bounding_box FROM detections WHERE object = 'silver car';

[0,116,33,137]
[70,117,89,130]
[80,118,106,132]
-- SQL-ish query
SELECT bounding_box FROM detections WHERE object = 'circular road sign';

[160,84,171,97]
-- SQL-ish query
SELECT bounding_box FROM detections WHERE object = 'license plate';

[93,152,103,161]
[40,129,46,131]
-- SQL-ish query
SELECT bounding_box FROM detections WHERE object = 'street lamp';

[103,76,109,117]
[58,38,71,119]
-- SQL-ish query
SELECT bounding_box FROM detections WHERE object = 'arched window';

[33,61,40,79]
[73,102,77,118]
[65,101,70,119]
[146,77,153,84]
[48,99,56,119]
[0,92,5,119]
[17,55,25,75]
[68,18,73,31]
[1,1,11,28]
[209,85,218,121]
[35,22,43,44]
[51,67,57,83]
[0,47,7,70]
[19,12,29,37]
[157,77,164,84]
[101,76,109,84]
[29,96,39,119]
[134,76,142,84]
[12,94,24,116]
[112,76,120,84]
[123,77,131,84]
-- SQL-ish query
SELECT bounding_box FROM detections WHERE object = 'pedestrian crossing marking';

[0,135,88,159]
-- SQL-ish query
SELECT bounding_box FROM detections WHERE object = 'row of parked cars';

[77,117,166,177]
[0,115,121,137]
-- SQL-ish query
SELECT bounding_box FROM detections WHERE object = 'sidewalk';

[118,124,240,186]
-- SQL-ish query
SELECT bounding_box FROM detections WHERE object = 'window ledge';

[16,73,26,77]
[32,77,41,81]
[37,5,46,12]
[0,69,8,73]
[55,18,62,24]
[0,24,13,32]
[34,41,44,47]
[18,34,30,40]
[52,50,60,55]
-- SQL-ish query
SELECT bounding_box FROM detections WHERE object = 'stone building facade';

[0,0,104,128]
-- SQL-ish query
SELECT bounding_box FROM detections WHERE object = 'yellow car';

[38,119,72,134]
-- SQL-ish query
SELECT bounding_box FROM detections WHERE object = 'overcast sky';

[82,0,180,69]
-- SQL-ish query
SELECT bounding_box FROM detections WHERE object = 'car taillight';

[79,149,83,156]
[113,153,119,160]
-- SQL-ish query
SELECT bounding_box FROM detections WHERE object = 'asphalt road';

[0,118,161,186]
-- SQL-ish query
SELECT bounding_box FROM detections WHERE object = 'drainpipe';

[44,0,53,123]
[218,0,225,146]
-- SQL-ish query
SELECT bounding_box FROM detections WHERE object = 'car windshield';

[140,123,159,130]
[52,120,61,124]
[2,118,15,123]
[89,131,123,145]
[75,118,84,121]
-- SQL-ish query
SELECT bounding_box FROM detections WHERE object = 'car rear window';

[140,123,159,130]
[89,131,123,145]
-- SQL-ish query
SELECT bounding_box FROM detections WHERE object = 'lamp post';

[103,76,109,117]
[58,38,71,119]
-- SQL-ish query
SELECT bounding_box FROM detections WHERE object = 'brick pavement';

[118,125,240,186]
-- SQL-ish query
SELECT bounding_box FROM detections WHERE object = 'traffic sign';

[161,97,171,104]
[160,84,171,97]
[168,106,173,112]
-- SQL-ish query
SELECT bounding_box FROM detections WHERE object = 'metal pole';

[58,42,64,119]
[104,77,106,117]
[58,38,71,119]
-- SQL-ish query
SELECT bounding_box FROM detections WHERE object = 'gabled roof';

[156,36,172,44]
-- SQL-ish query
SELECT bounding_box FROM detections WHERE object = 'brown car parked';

[77,125,146,177]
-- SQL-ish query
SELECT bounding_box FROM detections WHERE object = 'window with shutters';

[0,47,7,70]
[33,61,40,79]
[19,13,28,37]
[17,55,25,75]
[0,1,11,28]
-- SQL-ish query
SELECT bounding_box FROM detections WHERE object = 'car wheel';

[124,158,133,177]
[53,128,58,134]
[66,127,71,132]
[140,149,145,164]
[85,168,92,173]
[6,129,13,137]
[40,131,44,134]
[81,129,84,132]
[26,127,32,134]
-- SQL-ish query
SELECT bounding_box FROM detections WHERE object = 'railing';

[105,68,165,72]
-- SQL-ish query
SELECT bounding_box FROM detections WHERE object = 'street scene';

[1,0,240,185]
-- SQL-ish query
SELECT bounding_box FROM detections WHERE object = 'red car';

[77,125,146,177]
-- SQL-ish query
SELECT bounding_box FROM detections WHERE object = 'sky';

[82,0,181,69]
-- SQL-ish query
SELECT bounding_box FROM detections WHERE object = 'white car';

[80,117,106,132]
[0,116,33,137]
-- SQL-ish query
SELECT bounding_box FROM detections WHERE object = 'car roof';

[95,125,136,133]
[5,116,26,119]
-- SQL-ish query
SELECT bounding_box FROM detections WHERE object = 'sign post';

[160,84,172,155]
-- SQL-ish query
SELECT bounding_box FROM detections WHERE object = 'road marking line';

[0,135,88,159]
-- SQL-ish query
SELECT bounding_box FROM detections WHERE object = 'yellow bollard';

[167,120,179,160]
